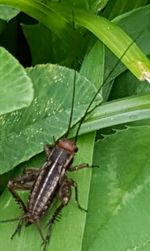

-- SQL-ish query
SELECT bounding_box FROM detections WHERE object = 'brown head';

[57,138,78,154]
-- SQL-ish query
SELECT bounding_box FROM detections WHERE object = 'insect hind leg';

[70,179,87,212]
[11,218,24,239]
[42,177,72,249]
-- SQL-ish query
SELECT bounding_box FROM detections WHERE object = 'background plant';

[0,1,150,251]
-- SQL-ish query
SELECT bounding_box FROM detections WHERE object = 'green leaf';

[109,71,150,100]
[103,0,148,19]
[0,47,34,116]
[22,23,68,65]
[80,40,104,89]
[0,4,19,21]
[22,23,53,65]
[0,18,103,251]
[96,0,109,12]
[74,11,150,82]
[0,64,101,175]
[70,94,150,136]
[82,126,150,251]
[0,0,85,64]
[49,133,95,251]
[0,1,149,81]
[0,19,6,34]
[103,5,150,91]
[47,2,150,81]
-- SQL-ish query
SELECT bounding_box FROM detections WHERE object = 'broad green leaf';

[0,4,19,21]
[0,47,33,115]
[0,133,94,251]
[82,126,150,251]
[0,64,101,174]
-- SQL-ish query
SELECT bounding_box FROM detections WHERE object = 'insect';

[0,38,140,251]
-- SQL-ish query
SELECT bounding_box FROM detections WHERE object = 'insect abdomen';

[27,146,73,221]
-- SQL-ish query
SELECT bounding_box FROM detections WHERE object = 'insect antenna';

[64,6,78,138]
[0,215,26,223]
[65,70,76,138]
[74,33,142,142]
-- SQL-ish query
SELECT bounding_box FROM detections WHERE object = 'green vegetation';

[0,1,150,251]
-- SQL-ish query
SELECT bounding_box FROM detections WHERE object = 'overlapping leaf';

[0,4,19,21]
[0,64,100,174]
[0,1,150,81]
[83,126,150,251]
[0,47,33,116]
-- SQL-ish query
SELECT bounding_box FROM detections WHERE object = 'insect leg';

[68,163,89,171]
[11,218,24,239]
[43,178,72,249]
[44,144,53,158]
[69,163,99,171]
[69,178,87,212]
[8,180,27,212]
[23,167,40,175]
[8,169,39,211]
[36,221,46,244]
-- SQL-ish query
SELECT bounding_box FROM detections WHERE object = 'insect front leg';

[68,163,89,171]
[44,144,53,158]
[68,163,99,171]
[44,137,56,158]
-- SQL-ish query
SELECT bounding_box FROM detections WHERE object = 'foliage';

[0,1,150,251]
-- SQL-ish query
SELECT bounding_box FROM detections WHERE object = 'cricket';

[0,37,144,251]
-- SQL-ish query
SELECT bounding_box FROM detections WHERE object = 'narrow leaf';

[0,1,149,81]
[70,94,150,136]
[47,2,150,81]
